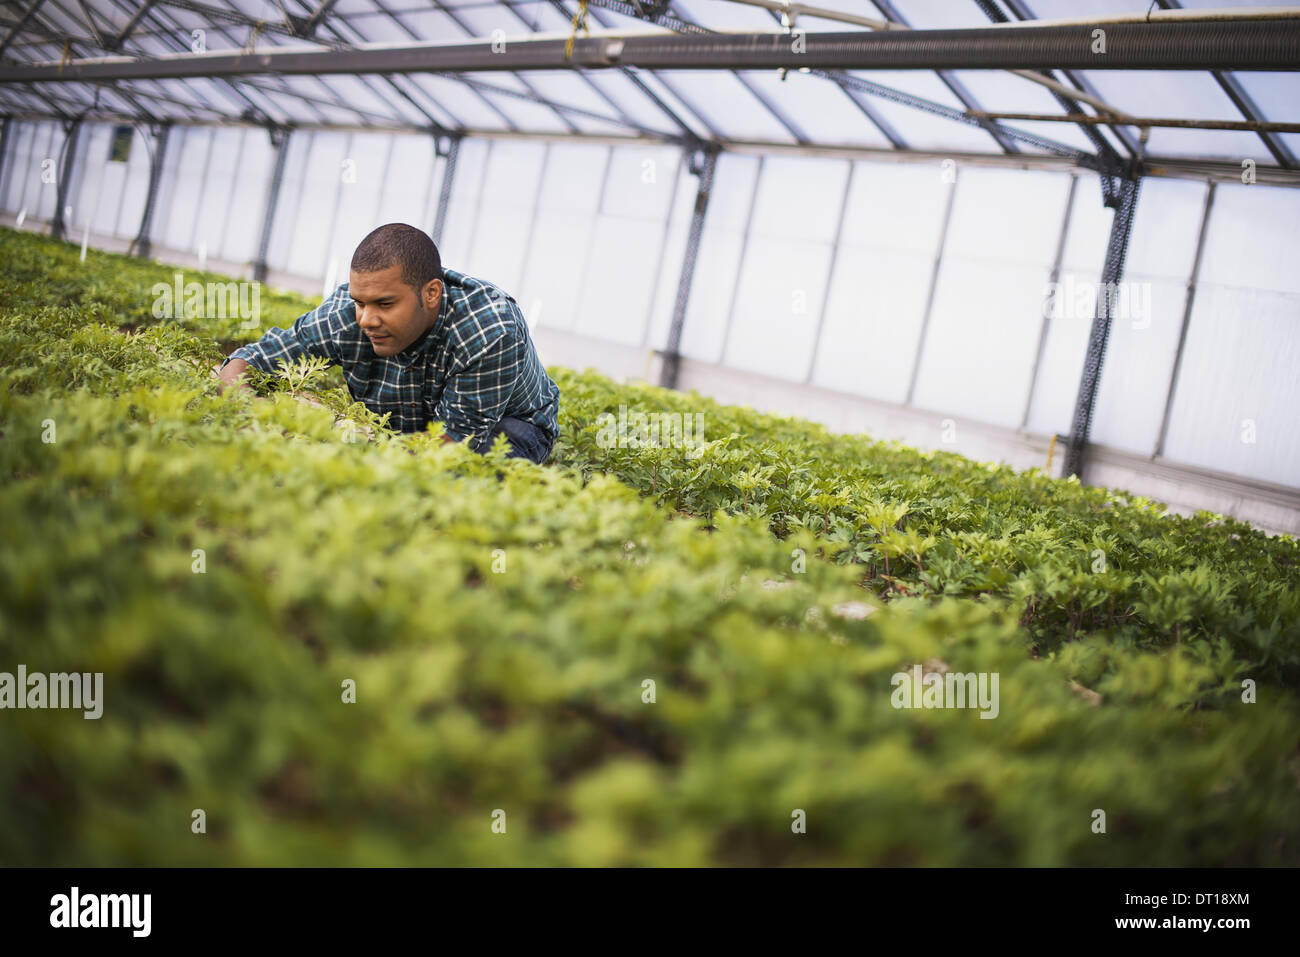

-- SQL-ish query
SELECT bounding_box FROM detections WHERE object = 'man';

[216,223,560,464]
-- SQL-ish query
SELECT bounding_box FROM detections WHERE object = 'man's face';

[350,265,442,358]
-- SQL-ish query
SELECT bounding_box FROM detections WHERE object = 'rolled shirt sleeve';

[434,330,525,451]
[220,286,342,374]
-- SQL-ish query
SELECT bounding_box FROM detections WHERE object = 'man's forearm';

[215,356,255,395]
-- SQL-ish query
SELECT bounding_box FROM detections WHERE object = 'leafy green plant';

[274,355,334,398]
[546,366,1300,693]
[2,225,1298,867]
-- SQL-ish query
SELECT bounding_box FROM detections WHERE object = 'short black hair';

[351,223,443,297]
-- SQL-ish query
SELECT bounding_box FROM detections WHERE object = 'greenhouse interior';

[1,0,1299,878]
[2,0,1297,531]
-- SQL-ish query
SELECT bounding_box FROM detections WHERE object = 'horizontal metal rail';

[969,111,1300,134]
[1,21,1298,83]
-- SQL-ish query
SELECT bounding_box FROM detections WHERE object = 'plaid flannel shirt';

[221,267,560,451]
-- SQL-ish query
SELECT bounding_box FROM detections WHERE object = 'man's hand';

[214,357,255,396]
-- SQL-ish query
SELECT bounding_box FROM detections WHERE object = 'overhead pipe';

[968,111,1300,134]
[720,0,1300,30]
[1,21,1298,82]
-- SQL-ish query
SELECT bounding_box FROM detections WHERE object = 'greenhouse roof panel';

[887,0,996,30]
[649,69,802,143]
[572,69,694,137]
[734,69,898,149]
[406,73,514,131]
[0,0,1291,175]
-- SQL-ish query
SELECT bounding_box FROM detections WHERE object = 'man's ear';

[425,279,442,311]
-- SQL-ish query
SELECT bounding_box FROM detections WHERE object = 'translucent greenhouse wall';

[1,118,1297,500]
[2,119,72,227]
[155,126,275,268]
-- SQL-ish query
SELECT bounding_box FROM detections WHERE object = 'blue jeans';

[473,415,554,464]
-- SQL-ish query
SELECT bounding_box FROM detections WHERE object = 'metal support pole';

[0,116,13,208]
[640,150,687,347]
[48,117,81,241]
[130,120,171,259]
[659,143,719,391]
[1063,174,1142,479]
[252,125,292,283]
[431,132,462,247]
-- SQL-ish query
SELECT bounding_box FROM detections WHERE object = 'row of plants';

[548,372,1300,696]
[2,226,1297,866]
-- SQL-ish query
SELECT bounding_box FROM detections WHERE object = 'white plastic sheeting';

[219,131,274,266]
[1089,177,1209,456]
[2,120,168,248]
[811,159,953,403]
[515,140,612,334]
[717,154,848,379]
[570,144,686,345]
[1022,173,1108,438]
[1161,184,1300,487]
[159,127,215,254]
[678,152,762,363]
[2,121,66,224]
[462,138,550,292]
[912,167,1074,428]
